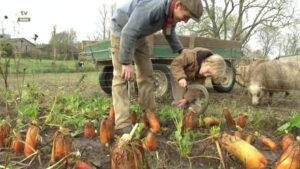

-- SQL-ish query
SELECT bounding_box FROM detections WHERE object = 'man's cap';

[179,0,203,22]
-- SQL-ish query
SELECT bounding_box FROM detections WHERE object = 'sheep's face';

[248,84,264,105]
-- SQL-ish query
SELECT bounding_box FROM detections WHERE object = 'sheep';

[247,60,300,105]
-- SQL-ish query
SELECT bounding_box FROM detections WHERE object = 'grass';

[0,58,97,74]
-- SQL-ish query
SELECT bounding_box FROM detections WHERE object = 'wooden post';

[189,34,196,49]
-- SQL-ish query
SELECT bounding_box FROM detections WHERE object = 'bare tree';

[98,3,109,40]
[277,18,300,56]
[257,26,279,57]
[88,3,115,41]
[177,0,295,46]
[49,25,57,64]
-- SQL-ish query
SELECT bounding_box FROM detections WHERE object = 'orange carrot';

[219,133,268,169]
[24,123,40,156]
[143,131,157,151]
[139,113,149,130]
[75,160,93,169]
[236,113,248,128]
[63,134,72,157]
[0,120,10,147]
[203,116,220,127]
[131,111,137,125]
[281,133,295,152]
[258,135,277,151]
[275,142,300,169]
[84,121,95,138]
[234,131,243,139]
[10,132,24,154]
[245,134,253,144]
[146,109,160,133]
[183,107,199,130]
[99,117,114,144]
[111,139,146,169]
[222,107,235,127]
[108,105,115,122]
[54,133,64,160]
[50,127,72,162]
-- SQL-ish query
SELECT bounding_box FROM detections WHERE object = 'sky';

[0,0,116,44]
[0,0,299,45]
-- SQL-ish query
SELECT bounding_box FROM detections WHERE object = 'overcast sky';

[0,0,116,44]
[0,0,299,44]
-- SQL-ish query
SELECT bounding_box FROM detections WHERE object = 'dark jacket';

[170,47,212,102]
[110,0,185,64]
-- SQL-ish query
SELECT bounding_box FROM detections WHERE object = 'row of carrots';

[0,119,93,169]
[182,106,300,169]
[99,105,160,151]
[219,132,300,169]
[100,106,161,169]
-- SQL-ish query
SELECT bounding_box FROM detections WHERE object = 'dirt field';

[1,72,300,169]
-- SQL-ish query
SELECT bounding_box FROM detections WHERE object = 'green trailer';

[80,34,242,98]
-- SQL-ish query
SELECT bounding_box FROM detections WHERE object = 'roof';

[9,38,35,46]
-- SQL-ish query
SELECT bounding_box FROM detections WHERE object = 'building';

[9,38,36,55]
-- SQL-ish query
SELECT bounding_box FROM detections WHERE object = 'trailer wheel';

[212,60,236,92]
[152,64,171,98]
[99,66,113,95]
[99,64,171,98]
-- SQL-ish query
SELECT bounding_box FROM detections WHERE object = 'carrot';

[183,107,199,130]
[111,139,146,169]
[143,131,157,151]
[258,134,277,151]
[131,111,137,125]
[234,131,243,139]
[63,134,72,157]
[53,133,64,160]
[24,123,40,156]
[10,132,24,154]
[236,113,248,128]
[75,160,93,169]
[222,107,235,127]
[139,113,149,130]
[245,134,253,144]
[145,109,160,133]
[108,105,115,122]
[203,116,220,127]
[219,133,268,169]
[281,133,295,151]
[0,120,10,147]
[50,127,72,162]
[84,121,95,138]
[275,142,300,169]
[99,117,114,144]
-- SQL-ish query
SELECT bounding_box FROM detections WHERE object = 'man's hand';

[176,98,187,107]
[178,79,187,88]
[122,64,133,81]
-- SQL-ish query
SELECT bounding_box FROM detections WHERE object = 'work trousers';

[111,35,156,129]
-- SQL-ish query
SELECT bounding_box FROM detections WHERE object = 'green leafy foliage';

[17,101,40,119]
[168,106,196,157]
[159,105,181,124]
[130,101,142,116]
[278,115,300,132]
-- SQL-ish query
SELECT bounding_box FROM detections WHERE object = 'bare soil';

[1,72,300,169]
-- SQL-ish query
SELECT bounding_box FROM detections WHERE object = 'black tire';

[152,64,171,98]
[212,60,236,92]
[99,64,171,98]
[99,66,113,95]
